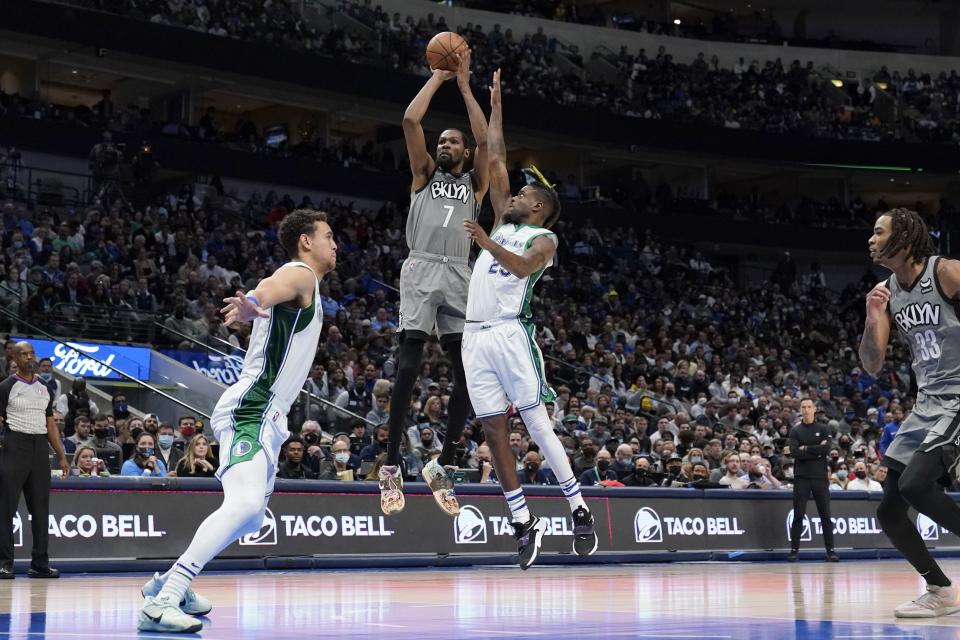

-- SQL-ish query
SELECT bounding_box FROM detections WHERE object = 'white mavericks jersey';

[212,261,323,434]
[467,223,557,322]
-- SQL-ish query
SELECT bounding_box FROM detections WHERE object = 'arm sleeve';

[45,386,54,417]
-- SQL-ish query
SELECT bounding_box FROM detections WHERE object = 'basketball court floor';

[3,560,960,639]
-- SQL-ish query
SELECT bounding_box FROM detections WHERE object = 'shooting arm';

[483,234,555,279]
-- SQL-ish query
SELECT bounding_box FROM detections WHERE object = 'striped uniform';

[462,223,557,418]
[400,168,478,338]
[210,261,322,484]
[884,256,960,473]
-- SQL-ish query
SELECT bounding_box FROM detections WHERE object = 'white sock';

[503,487,531,523]
[520,404,587,512]
[158,451,271,604]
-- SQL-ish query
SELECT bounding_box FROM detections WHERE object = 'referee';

[787,397,839,562]
[0,342,69,579]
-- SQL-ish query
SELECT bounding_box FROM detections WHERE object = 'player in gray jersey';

[380,49,489,517]
[860,208,960,618]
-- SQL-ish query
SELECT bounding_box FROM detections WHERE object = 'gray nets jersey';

[886,256,960,396]
[406,168,478,258]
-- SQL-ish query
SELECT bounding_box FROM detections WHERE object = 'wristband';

[246,293,261,307]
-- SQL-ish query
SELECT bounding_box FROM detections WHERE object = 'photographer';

[787,398,838,562]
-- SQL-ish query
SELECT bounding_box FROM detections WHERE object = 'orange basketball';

[426,32,468,72]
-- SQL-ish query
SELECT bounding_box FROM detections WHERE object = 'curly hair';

[278,209,328,258]
[878,207,936,263]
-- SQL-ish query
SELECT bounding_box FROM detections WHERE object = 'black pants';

[0,431,52,570]
[790,476,835,552]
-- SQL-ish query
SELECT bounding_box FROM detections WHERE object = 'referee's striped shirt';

[0,375,54,435]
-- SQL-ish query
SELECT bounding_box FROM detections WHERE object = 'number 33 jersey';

[467,223,557,322]
[886,256,960,396]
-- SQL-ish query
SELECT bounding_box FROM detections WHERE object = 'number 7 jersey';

[467,223,557,322]
[886,255,960,396]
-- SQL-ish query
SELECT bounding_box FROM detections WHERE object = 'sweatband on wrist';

[246,293,261,307]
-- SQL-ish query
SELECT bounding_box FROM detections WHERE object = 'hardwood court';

[3,560,960,639]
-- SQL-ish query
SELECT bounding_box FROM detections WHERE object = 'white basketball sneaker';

[895,584,960,618]
[421,459,460,516]
[138,594,203,633]
[141,572,212,615]
[379,464,405,515]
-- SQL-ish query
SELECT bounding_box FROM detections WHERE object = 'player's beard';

[502,208,529,225]
[436,152,455,171]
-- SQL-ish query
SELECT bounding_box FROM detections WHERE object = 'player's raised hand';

[865,285,891,321]
[221,290,269,327]
[456,48,472,89]
[431,54,460,82]
[463,219,492,249]
[489,68,501,108]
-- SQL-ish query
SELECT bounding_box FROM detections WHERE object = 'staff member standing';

[0,342,70,579]
[787,397,839,563]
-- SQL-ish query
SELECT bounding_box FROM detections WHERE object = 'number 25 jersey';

[467,223,557,322]
[886,256,960,396]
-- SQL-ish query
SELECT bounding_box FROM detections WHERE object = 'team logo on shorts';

[233,440,252,457]
[238,508,277,546]
[453,505,487,544]
[634,507,663,543]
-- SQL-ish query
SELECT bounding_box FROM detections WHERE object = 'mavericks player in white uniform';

[461,70,597,569]
[138,210,337,633]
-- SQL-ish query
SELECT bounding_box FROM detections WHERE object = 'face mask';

[837,469,848,480]
[180,426,196,438]
[158,434,174,448]
[597,459,610,472]
[93,428,109,439]
[855,470,867,480]
[524,463,539,473]
[334,452,350,464]
[139,447,155,457]
[564,447,574,456]
[39,372,53,382]
[668,465,681,475]
[690,456,702,465]
[302,432,318,445]
[693,473,708,480]
[114,402,128,414]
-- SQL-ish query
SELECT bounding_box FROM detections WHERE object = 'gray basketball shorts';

[398,251,470,339]
[884,392,960,473]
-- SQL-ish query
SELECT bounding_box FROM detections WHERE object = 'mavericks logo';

[786,510,812,542]
[917,513,939,541]
[453,505,487,544]
[634,507,663,543]
[233,440,253,457]
[239,508,277,546]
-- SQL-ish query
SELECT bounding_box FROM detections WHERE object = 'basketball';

[426,31,468,71]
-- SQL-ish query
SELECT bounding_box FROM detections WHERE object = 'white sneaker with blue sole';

[141,572,212,615]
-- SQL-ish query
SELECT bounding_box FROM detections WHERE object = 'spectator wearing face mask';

[579,448,619,486]
[660,454,688,486]
[845,461,882,491]
[519,451,557,485]
[111,393,130,420]
[474,444,494,483]
[318,436,356,481]
[155,423,183,471]
[121,433,167,477]
[611,444,635,480]
[623,456,658,487]
[36,358,60,399]
[90,414,121,454]
[573,437,598,476]
[829,464,851,491]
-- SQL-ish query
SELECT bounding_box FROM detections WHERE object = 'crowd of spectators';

[42,0,959,146]
[0,160,915,492]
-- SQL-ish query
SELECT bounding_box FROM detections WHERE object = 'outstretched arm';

[486,69,511,228]
[403,65,456,192]
[221,266,316,327]
[456,49,488,201]
[858,284,891,376]
[464,221,555,279]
